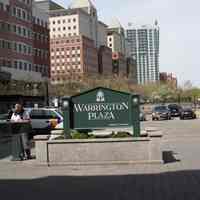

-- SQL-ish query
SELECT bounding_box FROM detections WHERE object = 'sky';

[55,0,200,86]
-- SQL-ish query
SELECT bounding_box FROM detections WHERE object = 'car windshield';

[168,105,178,109]
[183,108,192,111]
[154,106,168,112]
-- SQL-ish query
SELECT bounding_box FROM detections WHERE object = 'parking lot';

[141,118,200,170]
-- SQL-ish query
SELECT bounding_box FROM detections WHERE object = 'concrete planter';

[34,133,163,166]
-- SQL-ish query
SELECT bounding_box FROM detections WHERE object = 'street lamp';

[132,95,140,137]
[62,99,69,110]
[62,97,71,139]
[133,97,139,105]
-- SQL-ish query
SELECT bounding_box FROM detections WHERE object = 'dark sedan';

[180,108,196,120]
[168,104,182,117]
[152,106,171,121]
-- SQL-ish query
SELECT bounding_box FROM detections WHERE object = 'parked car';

[168,104,182,117]
[26,108,63,134]
[152,106,171,121]
[180,108,196,120]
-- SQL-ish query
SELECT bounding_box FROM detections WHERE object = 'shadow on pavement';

[0,170,200,200]
[163,151,181,164]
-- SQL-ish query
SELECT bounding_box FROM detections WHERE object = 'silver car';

[26,108,63,134]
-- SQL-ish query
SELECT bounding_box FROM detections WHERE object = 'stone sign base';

[34,133,163,166]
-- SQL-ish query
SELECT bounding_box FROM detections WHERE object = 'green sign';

[62,87,140,137]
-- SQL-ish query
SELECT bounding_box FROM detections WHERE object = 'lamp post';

[132,95,140,137]
[62,97,71,139]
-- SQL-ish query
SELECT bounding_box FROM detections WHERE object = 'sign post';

[132,95,140,137]
[62,97,71,139]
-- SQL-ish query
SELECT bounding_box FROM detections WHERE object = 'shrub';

[112,132,132,138]
[55,130,132,140]
[71,130,89,139]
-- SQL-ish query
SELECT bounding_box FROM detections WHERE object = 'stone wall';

[34,135,163,166]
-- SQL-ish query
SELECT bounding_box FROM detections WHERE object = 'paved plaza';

[0,119,200,200]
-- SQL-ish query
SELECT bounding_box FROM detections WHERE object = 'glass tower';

[126,22,160,84]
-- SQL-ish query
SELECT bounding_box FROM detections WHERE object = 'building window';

[14,61,18,69]
[68,19,71,23]
[17,9,21,18]
[57,20,60,24]
[28,46,31,55]
[63,27,66,30]
[13,25,17,33]
[23,28,26,37]
[73,26,76,29]
[68,26,71,30]
[63,19,65,23]
[29,64,32,71]
[18,44,22,52]
[14,42,17,51]
[23,45,27,54]
[24,63,27,71]
[53,21,55,24]
[73,18,76,22]
[18,26,21,35]
[19,61,22,70]
[22,11,26,20]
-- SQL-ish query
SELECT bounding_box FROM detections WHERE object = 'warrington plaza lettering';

[74,102,129,121]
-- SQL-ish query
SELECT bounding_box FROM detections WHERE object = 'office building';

[126,21,160,84]
[47,0,112,84]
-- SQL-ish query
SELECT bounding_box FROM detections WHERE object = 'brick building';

[160,72,178,88]
[46,0,112,84]
[50,35,99,84]
[98,45,112,76]
[0,0,50,82]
